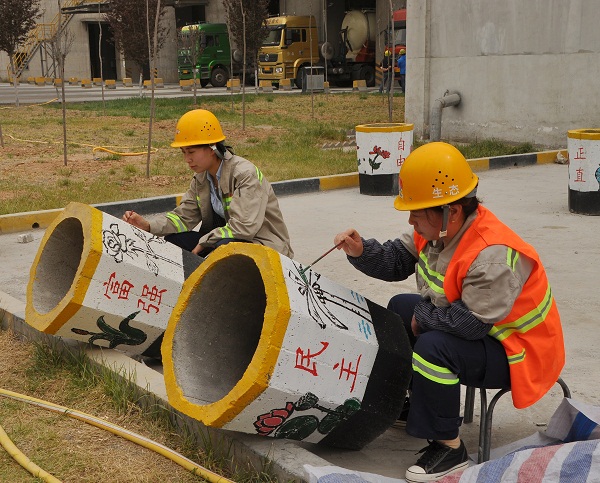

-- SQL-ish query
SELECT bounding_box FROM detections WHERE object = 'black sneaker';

[405,440,469,482]
[393,396,410,428]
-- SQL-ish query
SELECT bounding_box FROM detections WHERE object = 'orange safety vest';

[414,206,565,409]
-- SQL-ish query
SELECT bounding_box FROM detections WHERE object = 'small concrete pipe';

[162,243,412,450]
[430,92,461,142]
[26,202,202,357]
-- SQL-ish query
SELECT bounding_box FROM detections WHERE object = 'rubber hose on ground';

[0,388,233,483]
[0,421,61,482]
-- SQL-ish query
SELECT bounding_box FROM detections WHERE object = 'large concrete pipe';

[26,202,202,357]
[430,91,461,142]
[163,243,412,450]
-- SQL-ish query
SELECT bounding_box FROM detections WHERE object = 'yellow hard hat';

[384,49,391,56]
[399,49,406,55]
[171,109,226,148]
[394,142,478,211]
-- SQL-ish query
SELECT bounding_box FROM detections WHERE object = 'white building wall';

[405,0,600,148]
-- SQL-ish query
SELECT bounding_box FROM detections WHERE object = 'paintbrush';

[298,241,344,280]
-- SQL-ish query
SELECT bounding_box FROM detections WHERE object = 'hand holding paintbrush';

[298,229,364,284]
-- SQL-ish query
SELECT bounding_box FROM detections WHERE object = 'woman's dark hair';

[216,141,234,156]
[429,196,481,217]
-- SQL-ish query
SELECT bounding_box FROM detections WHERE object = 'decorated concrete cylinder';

[26,202,202,357]
[567,129,600,215]
[356,122,414,196]
[163,243,412,450]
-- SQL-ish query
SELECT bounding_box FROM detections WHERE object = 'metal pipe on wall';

[430,91,461,141]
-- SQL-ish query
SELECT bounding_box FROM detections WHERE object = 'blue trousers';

[387,294,510,440]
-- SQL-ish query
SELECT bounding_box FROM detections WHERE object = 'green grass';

[458,139,535,159]
[1,94,544,216]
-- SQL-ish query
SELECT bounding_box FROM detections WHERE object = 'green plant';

[123,164,138,175]
[57,168,73,177]
[97,153,122,161]
[458,139,535,159]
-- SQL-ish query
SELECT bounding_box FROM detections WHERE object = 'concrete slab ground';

[1,161,598,481]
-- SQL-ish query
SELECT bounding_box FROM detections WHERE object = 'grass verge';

[1,93,537,215]
[0,328,280,482]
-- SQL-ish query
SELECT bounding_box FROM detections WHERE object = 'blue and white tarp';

[304,398,600,483]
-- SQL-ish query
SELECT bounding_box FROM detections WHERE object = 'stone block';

[227,78,241,93]
[259,80,273,93]
[17,233,34,243]
[353,80,367,92]
[279,78,292,91]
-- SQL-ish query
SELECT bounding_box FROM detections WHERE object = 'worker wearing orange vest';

[334,142,565,482]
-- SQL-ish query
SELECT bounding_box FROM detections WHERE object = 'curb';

[0,150,567,235]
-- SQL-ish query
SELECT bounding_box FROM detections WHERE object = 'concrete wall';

[405,0,600,148]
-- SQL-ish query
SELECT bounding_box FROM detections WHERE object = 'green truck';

[177,23,232,88]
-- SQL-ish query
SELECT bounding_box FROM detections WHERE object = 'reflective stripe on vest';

[412,352,459,385]
[417,252,445,295]
[507,247,519,271]
[488,285,553,344]
[255,166,264,184]
[218,225,234,239]
[223,194,232,212]
[165,212,187,233]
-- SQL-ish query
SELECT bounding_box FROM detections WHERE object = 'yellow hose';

[0,388,233,483]
[0,98,59,110]
[4,134,158,157]
[0,422,61,482]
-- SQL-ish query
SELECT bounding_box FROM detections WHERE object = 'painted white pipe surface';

[163,243,412,449]
[26,202,202,357]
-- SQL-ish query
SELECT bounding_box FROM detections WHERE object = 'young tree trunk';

[241,0,246,131]
[192,68,198,107]
[387,0,394,122]
[61,73,68,166]
[9,57,20,108]
[99,7,105,113]
[146,0,161,178]
[138,72,144,97]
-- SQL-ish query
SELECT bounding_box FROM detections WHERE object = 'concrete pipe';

[163,243,412,450]
[26,202,202,357]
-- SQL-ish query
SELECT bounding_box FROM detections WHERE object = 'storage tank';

[342,10,377,59]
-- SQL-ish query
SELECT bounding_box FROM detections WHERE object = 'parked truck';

[177,23,232,88]
[390,9,407,83]
[258,11,377,89]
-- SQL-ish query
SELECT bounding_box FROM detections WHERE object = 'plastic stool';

[463,377,571,463]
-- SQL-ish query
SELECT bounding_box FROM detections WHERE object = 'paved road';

[1,162,598,481]
[0,82,364,105]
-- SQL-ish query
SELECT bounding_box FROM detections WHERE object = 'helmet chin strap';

[439,204,450,239]
[210,144,224,160]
